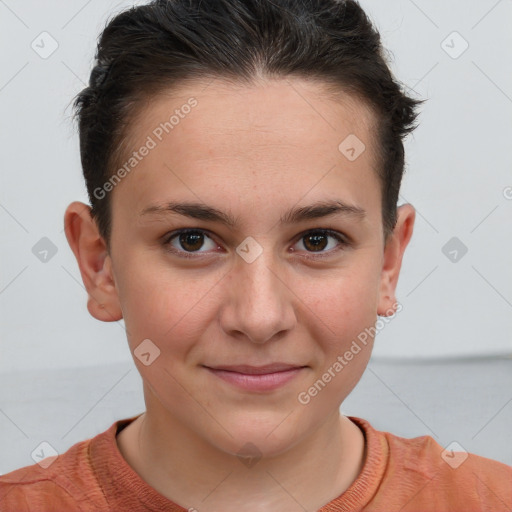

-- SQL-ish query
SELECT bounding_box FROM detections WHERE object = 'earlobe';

[63,201,123,322]
[377,204,415,316]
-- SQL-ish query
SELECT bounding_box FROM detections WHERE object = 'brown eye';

[164,229,217,257]
[177,231,205,252]
[162,228,349,260]
[294,229,348,257]
[302,232,329,252]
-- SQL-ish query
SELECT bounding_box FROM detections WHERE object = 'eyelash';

[162,228,350,260]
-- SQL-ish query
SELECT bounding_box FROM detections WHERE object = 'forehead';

[124,76,377,163]
[112,77,381,226]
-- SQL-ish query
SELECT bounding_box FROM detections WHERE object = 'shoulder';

[0,434,108,512]
[351,417,512,511]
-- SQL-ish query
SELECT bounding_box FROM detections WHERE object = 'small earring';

[378,297,393,317]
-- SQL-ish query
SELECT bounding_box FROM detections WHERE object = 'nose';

[219,245,297,344]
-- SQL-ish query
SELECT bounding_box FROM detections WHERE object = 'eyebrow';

[139,199,367,227]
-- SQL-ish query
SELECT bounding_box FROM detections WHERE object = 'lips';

[204,363,306,392]
[204,363,305,375]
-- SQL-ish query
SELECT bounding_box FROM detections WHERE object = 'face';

[66,77,414,458]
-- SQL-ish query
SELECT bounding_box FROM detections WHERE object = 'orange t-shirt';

[1,413,511,511]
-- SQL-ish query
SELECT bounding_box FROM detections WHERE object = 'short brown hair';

[72,0,423,250]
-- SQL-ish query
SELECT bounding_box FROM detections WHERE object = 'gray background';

[1,0,511,476]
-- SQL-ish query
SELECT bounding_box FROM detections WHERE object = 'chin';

[205,409,309,461]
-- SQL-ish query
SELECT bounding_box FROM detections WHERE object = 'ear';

[63,201,122,322]
[377,203,415,316]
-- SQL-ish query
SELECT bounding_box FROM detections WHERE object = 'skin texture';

[64,77,415,512]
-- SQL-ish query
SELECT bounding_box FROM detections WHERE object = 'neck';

[117,407,366,512]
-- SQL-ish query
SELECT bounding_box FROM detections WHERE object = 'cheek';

[301,280,376,408]
[304,265,379,343]
[114,251,220,349]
